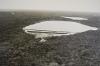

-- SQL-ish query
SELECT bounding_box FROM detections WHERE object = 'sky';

[0,0,100,13]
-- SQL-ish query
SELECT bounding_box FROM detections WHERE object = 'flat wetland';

[0,11,100,66]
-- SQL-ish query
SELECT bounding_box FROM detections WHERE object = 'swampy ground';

[0,11,100,66]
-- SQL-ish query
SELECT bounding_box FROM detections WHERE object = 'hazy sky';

[0,0,100,12]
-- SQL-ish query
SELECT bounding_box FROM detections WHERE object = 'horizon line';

[0,9,100,14]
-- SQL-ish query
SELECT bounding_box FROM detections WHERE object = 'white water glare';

[23,21,98,42]
[61,16,88,20]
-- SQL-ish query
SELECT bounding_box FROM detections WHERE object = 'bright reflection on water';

[61,16,88,20]
[23,21,98,42]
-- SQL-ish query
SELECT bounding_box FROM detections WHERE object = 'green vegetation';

[0,12,100,66]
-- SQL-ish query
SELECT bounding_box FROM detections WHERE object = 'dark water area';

[0,11,100,66]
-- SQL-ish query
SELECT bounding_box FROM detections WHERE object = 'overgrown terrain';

[0,11,100,66]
